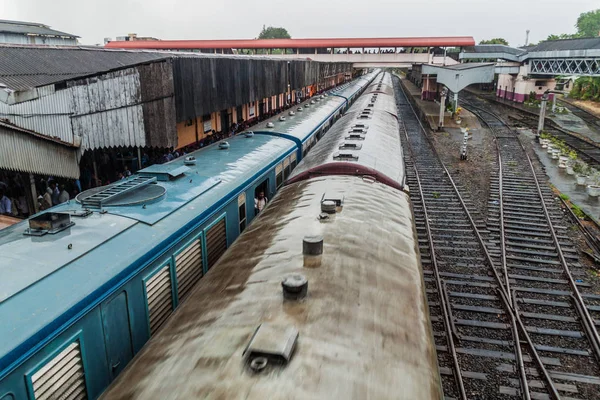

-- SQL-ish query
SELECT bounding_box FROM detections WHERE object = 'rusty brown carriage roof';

[101,175,442,400]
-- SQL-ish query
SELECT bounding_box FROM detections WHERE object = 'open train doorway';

[254,179,269,216]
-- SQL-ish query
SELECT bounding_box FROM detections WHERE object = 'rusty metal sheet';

[101,176,442,400]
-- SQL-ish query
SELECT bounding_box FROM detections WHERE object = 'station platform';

[523,129,600,224]
[400,78,480,131]
[467,89,600,144]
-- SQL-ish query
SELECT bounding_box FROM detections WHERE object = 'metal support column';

[454,92,459,113]
[439,88,448,131]
[537,91,549,139]
[29,173,39,214]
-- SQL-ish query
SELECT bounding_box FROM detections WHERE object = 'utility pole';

[537,90,549,140]
[286,61,291,107]
[525,30,530,46]
[438,88,448,131]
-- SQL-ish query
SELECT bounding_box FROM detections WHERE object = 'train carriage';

[99,72,443,399]
[100,174,442,400]
[248,70,379,160]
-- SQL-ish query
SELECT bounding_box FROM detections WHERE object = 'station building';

[0,44,352,216]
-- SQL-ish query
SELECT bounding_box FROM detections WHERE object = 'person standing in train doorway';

[254,191,268,215]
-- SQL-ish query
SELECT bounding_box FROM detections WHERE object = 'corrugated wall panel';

[0,126,80,178]
[137,61,177,148]
[0,89,73,144]
[69,68,148,150]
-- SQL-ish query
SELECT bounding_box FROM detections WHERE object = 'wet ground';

[431,126,496,220]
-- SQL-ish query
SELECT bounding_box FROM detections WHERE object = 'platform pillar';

[537,92,549,139]
[438,88,447,130]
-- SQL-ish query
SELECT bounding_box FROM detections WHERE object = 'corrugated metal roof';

[105,36,476,50]
[526,37,600,52]
[463,45,526,55]
[0,45,169,90]
[0,123,79,178]
[0,45,325,92]
[0,19,78,38]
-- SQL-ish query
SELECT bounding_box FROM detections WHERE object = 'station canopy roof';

[0,19,79,38]
[0,122,79,179]
[105,36,476,50]
[0,44,169,91]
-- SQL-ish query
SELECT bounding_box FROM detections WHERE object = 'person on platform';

[49,182,60,205]
[0,188,11,216]
[41,187,53,210]
[58,184,70,204]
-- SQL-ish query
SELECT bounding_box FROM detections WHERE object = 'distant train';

[0,71,379,400]
[100,72,443,399]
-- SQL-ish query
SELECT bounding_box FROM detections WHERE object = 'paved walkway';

[524,129,600,223]
[401,78,481,130]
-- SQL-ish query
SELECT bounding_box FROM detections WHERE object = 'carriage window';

[284,157,291,179]
[238,193,247,233]
[291,153,297,169]
[276,163,284,189]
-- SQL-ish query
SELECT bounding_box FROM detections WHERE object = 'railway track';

[394,76,552,399]
[462,98,600,399]
[558,100,600,131]
[467,93,600,168]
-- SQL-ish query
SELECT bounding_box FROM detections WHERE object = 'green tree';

[546,33,580,41]
[545,9,600,41]
[576,9,600,37]
[257,25,291,39]
[479,38,509,45]
[569,77,600,102]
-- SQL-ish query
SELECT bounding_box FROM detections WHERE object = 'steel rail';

[405,143,467,400]
[463,101,600,362]
[497,149,511,302]
[398,81,556,399]
[395,89,466,398]
[559,197,600,258]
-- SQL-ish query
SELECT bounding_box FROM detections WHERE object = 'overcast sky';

[2,0,598,47]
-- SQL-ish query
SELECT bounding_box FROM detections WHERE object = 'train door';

[253,179,270,217]
[238,193,247,233]
[101,291,133,380]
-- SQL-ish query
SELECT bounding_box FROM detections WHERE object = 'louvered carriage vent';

[175,239,203,300]
[206,219,227,270]
[31,341,87,400]
[145,265,173,335]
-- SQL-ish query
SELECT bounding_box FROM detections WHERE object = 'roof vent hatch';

[184,156,197,165]
[24,212,74,236]
[243,324,299,372]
